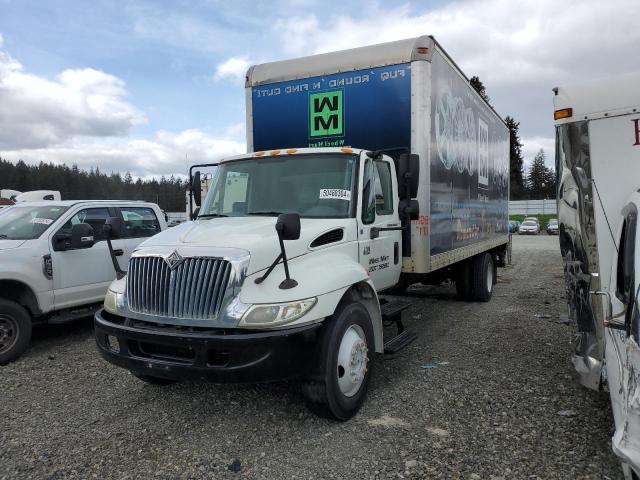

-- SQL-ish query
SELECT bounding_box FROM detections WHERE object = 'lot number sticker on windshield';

[30,218,53,225]
[319,189,351,201]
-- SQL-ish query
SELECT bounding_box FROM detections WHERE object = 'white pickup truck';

[0,200,166,364]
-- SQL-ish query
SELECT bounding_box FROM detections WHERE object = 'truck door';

[49,207,127,309]
[117,205,163,262]
[606,203,640,468]
[358,157,402,291]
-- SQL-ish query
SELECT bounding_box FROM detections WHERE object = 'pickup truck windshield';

[0,205,69,240]
[199,154,356,218]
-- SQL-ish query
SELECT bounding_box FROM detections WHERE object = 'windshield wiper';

[0,234,7,239]
[246,211,283,216]
[197,213,228,219]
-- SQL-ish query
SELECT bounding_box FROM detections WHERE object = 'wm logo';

[309,90,343,137]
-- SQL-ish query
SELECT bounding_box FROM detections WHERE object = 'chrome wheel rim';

[0,314,18,354]
[337,324,368,397]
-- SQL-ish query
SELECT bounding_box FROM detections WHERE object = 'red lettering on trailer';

[633,118,640,146]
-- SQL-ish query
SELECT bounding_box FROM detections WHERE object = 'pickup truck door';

[606,203,640,469]
[357,157,402,291]
[49,206,127,309]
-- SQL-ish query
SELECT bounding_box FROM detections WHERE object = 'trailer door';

[358,157,402,290]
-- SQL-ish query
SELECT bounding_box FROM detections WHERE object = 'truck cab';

[96,148,415,420]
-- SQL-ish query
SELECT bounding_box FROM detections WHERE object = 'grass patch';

[509,213,557,225]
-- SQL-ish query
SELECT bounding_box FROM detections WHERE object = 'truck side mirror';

[103,216,124,239]
[71,223,95,249]
[399,199,420,221]
[276,213,301,240]
[398,153,420,199]
[191,171,202,207]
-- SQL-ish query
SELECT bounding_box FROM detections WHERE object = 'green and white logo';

[309,90,343,137]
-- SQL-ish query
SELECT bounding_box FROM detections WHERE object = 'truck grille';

[127,256,232,320]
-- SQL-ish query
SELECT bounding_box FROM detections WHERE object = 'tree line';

[0,158,187,211]
[470,76,555,199]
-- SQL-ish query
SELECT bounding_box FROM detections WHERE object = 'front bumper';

[94,309,322,383]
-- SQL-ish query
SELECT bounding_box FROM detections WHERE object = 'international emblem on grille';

[165,250,184,270]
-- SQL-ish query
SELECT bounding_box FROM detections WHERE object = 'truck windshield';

[0,205,69,240]
[199,154,356,218]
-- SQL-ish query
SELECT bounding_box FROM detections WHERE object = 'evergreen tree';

[470,76,491,105]
[505,116,525,199]
[0,157,187,211]
[526,149,556,198]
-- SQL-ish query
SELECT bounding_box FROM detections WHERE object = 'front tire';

[303,300,374,421]
[0,299,32,365]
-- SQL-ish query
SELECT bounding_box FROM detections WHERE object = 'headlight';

[104,288,118,314]
[240,298,317,328]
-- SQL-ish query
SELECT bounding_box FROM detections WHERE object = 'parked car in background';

[518,220,540,235]
[546,218,559,235]
[0,200,167,364]
[524,216,540,226]
[508,220,519,233]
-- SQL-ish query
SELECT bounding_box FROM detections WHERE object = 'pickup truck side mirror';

[70,223,95,249]
[103,216,124,239]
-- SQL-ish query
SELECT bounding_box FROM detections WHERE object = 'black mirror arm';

[105,235,126,280]
[254,252,283,285]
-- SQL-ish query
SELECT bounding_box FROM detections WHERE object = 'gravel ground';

[0,235,624,480]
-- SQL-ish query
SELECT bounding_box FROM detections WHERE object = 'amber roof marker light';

[554,108,573,120]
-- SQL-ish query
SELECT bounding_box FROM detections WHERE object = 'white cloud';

[214,56,252,82]
[0,129,245,178]
[273,1,640,88]
[0,46,145,150]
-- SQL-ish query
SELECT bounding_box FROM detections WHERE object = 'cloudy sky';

[0,0,638,178]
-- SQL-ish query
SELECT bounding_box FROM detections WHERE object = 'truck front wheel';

[472,253,495,302]
[0,299,32,365]
[303,301,374,421]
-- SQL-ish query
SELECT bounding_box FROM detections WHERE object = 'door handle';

[113,249,124,257]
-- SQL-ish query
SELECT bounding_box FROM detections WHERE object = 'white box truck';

[555,73,640,478]
[95,36,510,420]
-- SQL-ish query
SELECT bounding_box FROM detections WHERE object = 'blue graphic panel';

[251,64,411,152]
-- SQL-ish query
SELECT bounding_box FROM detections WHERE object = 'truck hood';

[137,217,354,275]
[0,239,26,250]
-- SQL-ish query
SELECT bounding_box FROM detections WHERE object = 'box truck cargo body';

[95,36,510,420]
[555,73,640,478]
[246,35,510,274]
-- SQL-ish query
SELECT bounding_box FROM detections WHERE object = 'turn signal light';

[270,150,281,156]
[286,149,298,154]
[554,108,573,120]
[416,47,429,54]
[341,148,354,154]
[255,151,265,157]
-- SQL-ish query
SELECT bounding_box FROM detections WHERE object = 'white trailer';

[555,72,640,478]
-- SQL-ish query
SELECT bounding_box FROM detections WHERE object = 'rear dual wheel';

[455,253,495,302]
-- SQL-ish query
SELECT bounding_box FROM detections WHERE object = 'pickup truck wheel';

[0,299,32,365]
[132,373,177,386]
[472,253,494,302]
[302,301,374,421]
